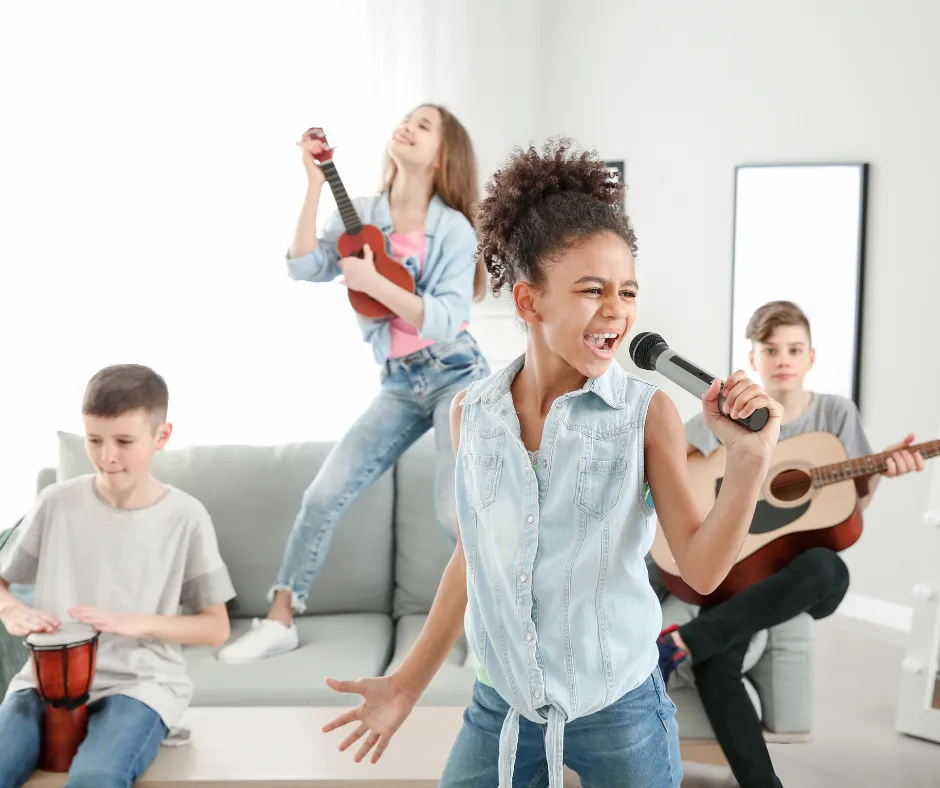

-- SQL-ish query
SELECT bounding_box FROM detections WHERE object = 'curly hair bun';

[474,138,635,296]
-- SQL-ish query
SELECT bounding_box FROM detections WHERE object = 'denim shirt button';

[526,515,535,524]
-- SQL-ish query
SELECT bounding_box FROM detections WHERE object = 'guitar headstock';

[302,127,334,163]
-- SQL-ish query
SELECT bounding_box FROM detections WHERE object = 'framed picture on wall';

[730,163,869,405]
[604,160,625,212]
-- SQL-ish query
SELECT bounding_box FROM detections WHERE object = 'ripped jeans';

[272,332,489,613]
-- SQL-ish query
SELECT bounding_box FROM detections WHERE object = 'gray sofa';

[0,431,814,742]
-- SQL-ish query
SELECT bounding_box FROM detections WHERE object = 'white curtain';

[0,0,398,526]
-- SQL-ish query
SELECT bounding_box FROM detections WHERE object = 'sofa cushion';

[56,432,394,618]
[392,437,455,618]
[186,614,393,706]
[37,468,56,494]
[747,612,814,733]
[385,614,476,707]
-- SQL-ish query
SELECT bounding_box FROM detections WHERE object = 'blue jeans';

[441,674,683,787]
[273,332,489,612]
[0,690,167,788]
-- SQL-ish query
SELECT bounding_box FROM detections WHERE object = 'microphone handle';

[652,348,769,433]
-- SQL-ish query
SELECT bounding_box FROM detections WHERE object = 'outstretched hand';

[702,371,783,460]
[321,675,419,764]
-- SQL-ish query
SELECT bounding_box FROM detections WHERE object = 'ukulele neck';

[810,440,940,487]
[321,160,363,235]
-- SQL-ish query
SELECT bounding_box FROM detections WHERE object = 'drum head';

[25,622,98,650]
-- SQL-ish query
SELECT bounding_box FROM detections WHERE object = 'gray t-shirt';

[0,475,236,729]
[684,392,873,460]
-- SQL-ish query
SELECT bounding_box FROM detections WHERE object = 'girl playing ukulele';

[218,105,489,664]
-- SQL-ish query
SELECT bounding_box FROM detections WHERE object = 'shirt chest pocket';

[575,457,630,520]
[463,454,504,510]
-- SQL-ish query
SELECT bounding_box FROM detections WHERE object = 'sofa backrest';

[392,435,454,618]
[48,432,395,618]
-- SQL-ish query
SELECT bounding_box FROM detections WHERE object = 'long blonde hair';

[381,104,486,301]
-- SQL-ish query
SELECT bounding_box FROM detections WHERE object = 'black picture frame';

[604,160,625,213]
[729,162,869,407]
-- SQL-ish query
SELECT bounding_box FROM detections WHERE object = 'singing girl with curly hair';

[323,138,782,788]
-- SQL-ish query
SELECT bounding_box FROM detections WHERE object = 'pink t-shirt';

[387,228,467,358]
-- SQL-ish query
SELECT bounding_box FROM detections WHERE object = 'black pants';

[677,547,850,788]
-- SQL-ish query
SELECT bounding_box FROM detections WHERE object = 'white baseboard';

[837,592,913,632]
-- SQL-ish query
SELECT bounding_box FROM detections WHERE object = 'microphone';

[629,331,769,432]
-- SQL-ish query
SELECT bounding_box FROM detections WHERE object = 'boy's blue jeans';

[0,689,167,788]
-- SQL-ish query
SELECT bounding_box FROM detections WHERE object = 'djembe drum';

[25,623,99,772]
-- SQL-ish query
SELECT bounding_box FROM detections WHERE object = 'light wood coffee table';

[23,705,779,786]
[25,706,466,787]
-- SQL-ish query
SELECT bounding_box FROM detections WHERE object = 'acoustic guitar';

[305,128,415,319]
[649,431,940,606]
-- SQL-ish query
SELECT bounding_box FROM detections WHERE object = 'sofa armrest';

[0,523,30,695]
[0,623,28,695]
[747,612,814,734]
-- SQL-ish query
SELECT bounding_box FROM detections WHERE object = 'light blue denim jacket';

[457,356,663,787]
[285,192,478,364]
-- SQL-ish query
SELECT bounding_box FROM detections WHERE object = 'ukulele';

[304,127,415,319]
[649,431,940,606]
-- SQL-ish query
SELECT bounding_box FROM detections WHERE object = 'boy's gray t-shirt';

[684,392,873,461]
[0,475,236,729]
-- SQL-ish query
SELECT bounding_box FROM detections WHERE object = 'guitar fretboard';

[810,440,940,487]
[321,160,363,235]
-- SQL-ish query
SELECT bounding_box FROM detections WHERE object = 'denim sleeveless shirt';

[457,355,663,787]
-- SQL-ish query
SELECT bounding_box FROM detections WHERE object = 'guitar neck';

[811,439,940,487]
[320,161,363,235]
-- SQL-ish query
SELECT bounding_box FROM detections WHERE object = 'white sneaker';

[216,618,299,664]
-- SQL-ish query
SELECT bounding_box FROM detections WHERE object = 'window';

[0,1,388,524]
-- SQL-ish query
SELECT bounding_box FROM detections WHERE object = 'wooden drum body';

[26,623,99,772]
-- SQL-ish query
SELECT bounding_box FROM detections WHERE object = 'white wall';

[535,0,940,607]
[365,0,541,371]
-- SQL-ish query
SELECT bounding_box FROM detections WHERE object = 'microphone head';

[629,332,668,370]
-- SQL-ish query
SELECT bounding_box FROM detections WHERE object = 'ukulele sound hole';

[769,469,813,502]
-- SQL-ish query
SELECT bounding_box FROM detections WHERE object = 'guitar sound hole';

[769,469,812,502]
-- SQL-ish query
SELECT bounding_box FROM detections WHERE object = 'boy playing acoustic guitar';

[656,300,925,788]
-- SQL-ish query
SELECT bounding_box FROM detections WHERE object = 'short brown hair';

[82,364,169,423]
[746,301,812,345]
